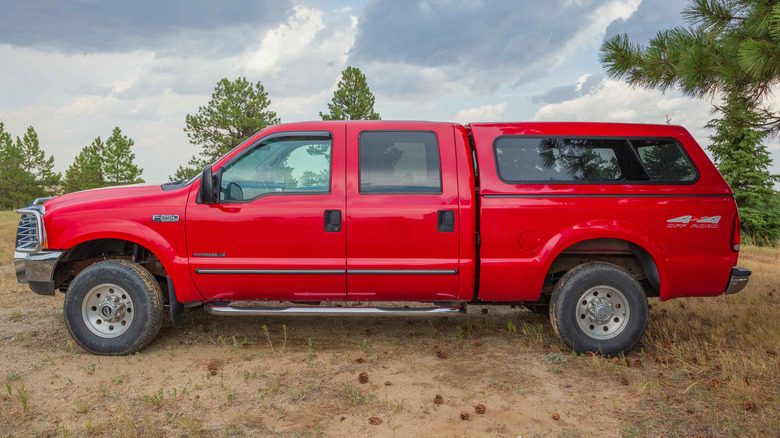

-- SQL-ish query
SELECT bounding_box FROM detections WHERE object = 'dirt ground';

[1,211,778,437]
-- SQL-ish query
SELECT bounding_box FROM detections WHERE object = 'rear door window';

[359,131,442,194]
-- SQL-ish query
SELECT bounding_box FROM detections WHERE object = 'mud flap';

[167,276,183,326]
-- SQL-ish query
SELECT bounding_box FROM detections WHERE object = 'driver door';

[185,130,347,301]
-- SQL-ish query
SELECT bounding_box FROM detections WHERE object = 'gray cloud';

[351,1,600,67]
[532,74,604,105]
[0,0,293,53]
[348,0,622,97]
[603,0,685,45]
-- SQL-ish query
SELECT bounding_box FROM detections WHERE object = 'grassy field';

[0,210,778,437]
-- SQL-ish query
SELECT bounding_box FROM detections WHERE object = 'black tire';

[549,262,648,356]
[64,259,164,355]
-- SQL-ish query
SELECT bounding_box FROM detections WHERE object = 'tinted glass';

[495,137,644,182]
[359,131,442,193]
[633,140,696,182]
[219,137,331,201]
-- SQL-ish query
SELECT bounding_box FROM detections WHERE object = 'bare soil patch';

[1,211,777,437]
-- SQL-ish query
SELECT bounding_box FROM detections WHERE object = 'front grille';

[15,209,42,253]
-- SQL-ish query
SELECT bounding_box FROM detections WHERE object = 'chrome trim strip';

[195,269,345,275]
[205,304,465,317]
[194,268,458,275]
[348,269,458,275]
[483,194,734,199]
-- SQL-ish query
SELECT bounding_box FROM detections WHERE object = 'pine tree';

[600,0,780,241]
[174,77,280,180]
[320,66,381,121]
[63,137,106,193]
[0,122,28,209]
[600,0,780,131]
[102,127,144,185]
[16,126,61,196]
[0,122,60,208]
[706,96,780,241]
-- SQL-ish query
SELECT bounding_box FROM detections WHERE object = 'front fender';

[48,218,203,302]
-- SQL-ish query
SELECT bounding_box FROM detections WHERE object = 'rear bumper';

[724,266,751,295]
[14,250,63,296]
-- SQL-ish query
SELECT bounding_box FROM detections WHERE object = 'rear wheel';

[549,262,648,356]
[64,259,164,355]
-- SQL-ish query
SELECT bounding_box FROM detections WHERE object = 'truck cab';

[14,120,750,356]
[185,121,474,303]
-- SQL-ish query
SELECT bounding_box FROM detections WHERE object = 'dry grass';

[0,210,778,437]
[622,245,780,436]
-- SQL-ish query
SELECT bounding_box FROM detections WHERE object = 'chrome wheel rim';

[81,283,134,338]
[575,285,629,340]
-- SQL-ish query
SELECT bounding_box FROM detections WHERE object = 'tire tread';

[64,259,164,355]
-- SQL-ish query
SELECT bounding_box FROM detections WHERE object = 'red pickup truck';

[14,121,751,356]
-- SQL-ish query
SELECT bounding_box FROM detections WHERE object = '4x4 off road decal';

[667,215,721,229]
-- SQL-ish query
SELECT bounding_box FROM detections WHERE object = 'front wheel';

[64,259,164,355]
[549,262,648,356]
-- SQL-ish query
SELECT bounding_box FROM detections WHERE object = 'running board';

[205,304,466,317]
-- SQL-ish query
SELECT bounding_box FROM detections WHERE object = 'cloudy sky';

[1,0,778,183]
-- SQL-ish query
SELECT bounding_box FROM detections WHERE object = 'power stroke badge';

[152,214,180,223]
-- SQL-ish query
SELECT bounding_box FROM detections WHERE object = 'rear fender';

[539,220,669,298]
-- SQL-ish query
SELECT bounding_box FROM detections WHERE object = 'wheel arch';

[52,237,170,293]
[539,228,667,298]
[48,218,202,304]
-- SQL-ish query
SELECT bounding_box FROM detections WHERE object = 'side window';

[359,131,442,194]
[632,140,696,182]
[494,137,644,182]
[219,136,331,201]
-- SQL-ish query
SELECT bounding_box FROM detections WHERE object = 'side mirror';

[200,165,217,204]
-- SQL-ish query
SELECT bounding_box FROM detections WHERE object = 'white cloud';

[3,1,777,188]
[235,6,358,119]
[522,0,641,88]
[352,0,641,100]
[0,6,359,183]
[241,7,328,75]
[575,74,592,92]
[453,102,508,124]
[532,79,780,182]
[533,79,718,140]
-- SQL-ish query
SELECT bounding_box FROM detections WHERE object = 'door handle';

[324,210,341,232]
[437,210,455,232]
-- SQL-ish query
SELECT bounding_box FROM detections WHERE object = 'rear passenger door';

[345,123,461,301]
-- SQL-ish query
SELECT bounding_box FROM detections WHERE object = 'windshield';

[179,134,263,185]
[161,133,263,190]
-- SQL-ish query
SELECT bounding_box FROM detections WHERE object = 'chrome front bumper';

[725,266,751,295]
[14,250,63,296]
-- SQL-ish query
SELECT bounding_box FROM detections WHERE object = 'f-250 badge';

[667,215,721,229]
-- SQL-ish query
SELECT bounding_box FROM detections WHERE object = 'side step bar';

[205,304,466,317]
